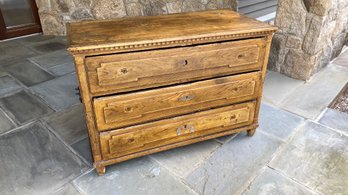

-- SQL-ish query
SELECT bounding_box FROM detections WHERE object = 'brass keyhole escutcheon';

[178,94,195,102]
[177,124,195,135]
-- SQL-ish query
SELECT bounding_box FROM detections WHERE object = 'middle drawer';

[94,72,261,131]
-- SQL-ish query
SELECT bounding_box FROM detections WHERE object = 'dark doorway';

[0,0,42,40]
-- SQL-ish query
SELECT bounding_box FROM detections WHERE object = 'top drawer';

[85,38,266,96]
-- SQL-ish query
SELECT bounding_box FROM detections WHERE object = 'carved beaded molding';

[69,30,276,55]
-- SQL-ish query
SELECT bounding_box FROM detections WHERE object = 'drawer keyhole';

[182,60,188,66]
[120,68,128,74]
[124,106,133,112]
[237,54,245,59]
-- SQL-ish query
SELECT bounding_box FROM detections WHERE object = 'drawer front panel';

[100,101,256,159]
[86,38,266,95]
[94,72,261,131]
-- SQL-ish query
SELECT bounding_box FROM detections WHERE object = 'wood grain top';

[67,9,277,54]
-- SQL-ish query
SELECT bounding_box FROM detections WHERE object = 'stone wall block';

[286,35,302,49]
[181,0,205,12]
[39,11,66,35]
[303,0,331,16]
[302,16,324,55]
[71,7,94,20]
[141,0,168,16]
[268,33,288,72]
[275,0,307,38]
[51,0,76,13]
[166,0,184,13]
[92,0,127,19]
[281,49,316,80]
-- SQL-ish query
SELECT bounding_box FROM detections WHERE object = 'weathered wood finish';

[67,9,277,175]
[94,72,261,131]
[85,39,265,96]
[100,101,255,159]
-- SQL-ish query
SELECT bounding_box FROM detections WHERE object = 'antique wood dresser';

[67,9,277,175]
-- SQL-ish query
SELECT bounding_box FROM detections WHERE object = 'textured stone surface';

[263,71,304,105]
[270,122,348,195]
[29,50,73,69]
[53,183,81,195]
[44,104,87,145]
[48,62,76,76]
[74,157,197,195]
[258,103,304,140]
[280,65,348,119]
[318,108,348,134]
[281,49,317,80]
[242,168,315,195]
[0,91,53,124]
[71,138,92,165]
[270,0,348,80]
[0,41,37,65]
[150,140,220,178]
[31,73,80,111]
[0,109,16,135]
[92,0,126,19]
[303,0,331,16]
[184,132,282,195]
[0,75,22,97]
[2,60,54,87]
[0,123,88,195]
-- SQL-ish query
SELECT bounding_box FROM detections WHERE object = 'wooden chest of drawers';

[67,9,277,175]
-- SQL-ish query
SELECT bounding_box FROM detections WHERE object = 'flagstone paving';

[0,35,347,195]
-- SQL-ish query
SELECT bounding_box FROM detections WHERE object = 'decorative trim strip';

[68,30,276,55]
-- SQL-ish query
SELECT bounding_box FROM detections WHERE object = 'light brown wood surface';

[85,38,265,96]
[100,101,256,159]
[67,9,276,175]
[94,72,261,131]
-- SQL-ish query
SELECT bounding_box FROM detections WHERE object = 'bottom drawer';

[100,101,256,160]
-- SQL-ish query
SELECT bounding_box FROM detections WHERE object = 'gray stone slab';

[15,35,68,54]
[71,138,92,165]
[74,157,197,195]
[333,48,348,68]
[263,71,304,105]
[258,103,304,140]
[242,168,315,195]
[150,140,220,178]
[44,104,87,145]
[270,122,348,195]
[29,50,73,69]
[48,62,76,76]
[0,75,22,97]
[2,60,54,87]
[0,90,53,124]
[0,109,16,135]
[31,73,80,111]
[318,108,348,134]
[53,183,81,195]
[0,41,37,65]
[215,133,238,143]
[0,122,88,195]
[184,132,283,195]
[280,65,348,119]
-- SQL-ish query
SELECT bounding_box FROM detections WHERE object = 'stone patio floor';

[0,35,347,195]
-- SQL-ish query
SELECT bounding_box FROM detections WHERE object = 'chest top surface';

[67,9,277,54]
